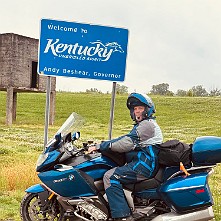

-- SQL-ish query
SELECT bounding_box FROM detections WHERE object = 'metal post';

[44,76,51,148]
[108,82,117,140]
[6,87,13,125]
[12,91,17,122]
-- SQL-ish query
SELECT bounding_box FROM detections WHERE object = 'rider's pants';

[103,147,158,219]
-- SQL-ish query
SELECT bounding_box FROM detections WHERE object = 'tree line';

[150,83,221,97]
[85,83,221,97]
[85,84,129,95]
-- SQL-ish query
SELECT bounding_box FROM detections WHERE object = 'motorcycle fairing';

[36,150,62,172]
[38,167,99,198]
[25,184,46,193]
[159,172,213,213]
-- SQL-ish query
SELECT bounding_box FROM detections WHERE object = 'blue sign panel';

[38,19,129,82]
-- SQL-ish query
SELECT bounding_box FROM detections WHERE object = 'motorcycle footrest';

[64,210,75,217]
[132,212,145,220]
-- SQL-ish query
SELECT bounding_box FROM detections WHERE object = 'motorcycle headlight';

[36,153,49,167]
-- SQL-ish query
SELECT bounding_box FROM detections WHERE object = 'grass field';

[0,91,221,220]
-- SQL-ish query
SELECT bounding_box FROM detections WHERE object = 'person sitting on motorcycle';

[88,93,163,221]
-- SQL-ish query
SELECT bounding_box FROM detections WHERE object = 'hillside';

[0,91,221,220]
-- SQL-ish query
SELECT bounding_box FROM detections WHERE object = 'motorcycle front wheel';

[20,192,65,221]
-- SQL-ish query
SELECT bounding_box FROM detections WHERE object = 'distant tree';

[191,85,208,97]
[116,84,128,94]
[86,88,102,94]
[209,87,221,96]
[166,91,174,96]
[176,89,187,96]
[150,83,173,95]
[186,89,193,97]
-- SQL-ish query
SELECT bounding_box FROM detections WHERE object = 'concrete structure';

[0,33,56,125]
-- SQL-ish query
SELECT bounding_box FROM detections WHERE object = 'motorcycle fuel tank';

[192,136,221,166]
[159,172,213,213]
[63,153,117,180]
[74,154,117,180]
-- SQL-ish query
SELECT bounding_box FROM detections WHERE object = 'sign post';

[108,82,117,140]
[38,19,129,144]
[44,76,51,148]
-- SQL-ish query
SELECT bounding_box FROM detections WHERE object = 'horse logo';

[90,40,124,53]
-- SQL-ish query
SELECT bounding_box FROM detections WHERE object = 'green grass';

[0,91,221,220]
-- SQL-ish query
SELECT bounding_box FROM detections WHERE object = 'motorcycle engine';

[74,200,108,221]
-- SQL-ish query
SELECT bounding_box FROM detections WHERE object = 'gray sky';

[1,0,221,93]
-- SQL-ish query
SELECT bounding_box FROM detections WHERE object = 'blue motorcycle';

[20,112,221,220]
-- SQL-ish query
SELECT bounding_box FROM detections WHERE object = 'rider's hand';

[87,145,97,154]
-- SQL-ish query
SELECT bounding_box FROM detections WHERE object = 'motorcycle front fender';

[25,184,46,193]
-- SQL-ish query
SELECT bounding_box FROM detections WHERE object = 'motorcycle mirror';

[72,132,80,141]
[55,133,62,142]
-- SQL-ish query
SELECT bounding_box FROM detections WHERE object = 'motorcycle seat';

[124,166,165,192]
[124,166,181,192]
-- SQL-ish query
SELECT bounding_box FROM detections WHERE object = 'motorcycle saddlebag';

[192,136,221,166]
[159,172,213,213]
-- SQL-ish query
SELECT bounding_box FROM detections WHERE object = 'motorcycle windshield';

[56,112,84,136]
[46,112,85,147]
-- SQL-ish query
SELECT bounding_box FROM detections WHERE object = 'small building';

[0,33,56,125]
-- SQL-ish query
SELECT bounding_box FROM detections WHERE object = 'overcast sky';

[1,0,221,93]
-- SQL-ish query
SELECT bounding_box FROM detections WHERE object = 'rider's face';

[134,106,145,122]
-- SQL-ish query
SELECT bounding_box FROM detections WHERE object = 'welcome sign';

[38,19,129,82]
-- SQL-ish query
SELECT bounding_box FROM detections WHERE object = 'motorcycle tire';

[20,192,65,221]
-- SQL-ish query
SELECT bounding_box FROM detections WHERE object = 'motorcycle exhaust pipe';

[151,206,214,221]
